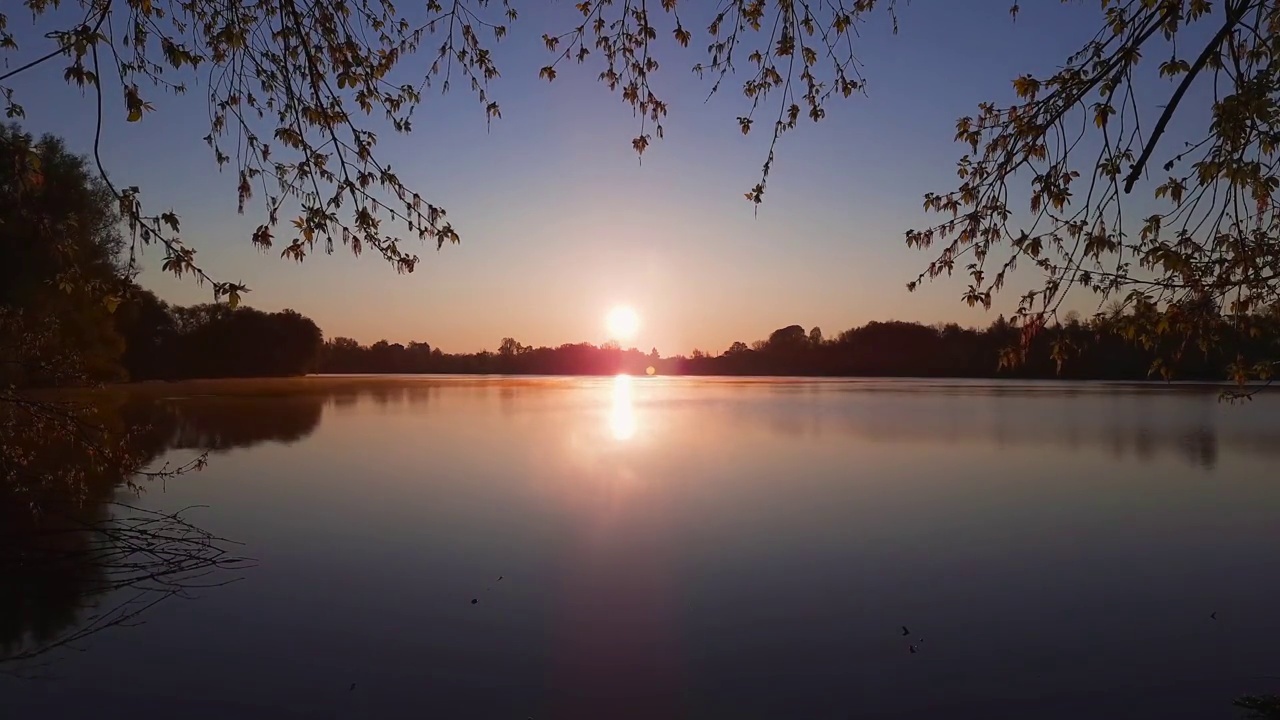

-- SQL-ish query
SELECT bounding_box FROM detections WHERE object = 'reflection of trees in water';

[0,501,245,675]
[0,390,325,675]
[719,385,1280,471]
[0,498,111,665]
[151,395,324,451]
[5,380,1273,677]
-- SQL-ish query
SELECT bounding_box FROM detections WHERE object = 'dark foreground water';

[3,376,1279,719]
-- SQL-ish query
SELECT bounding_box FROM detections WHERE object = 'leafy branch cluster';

[1,0,888,295]
[905,0,1280,383]
[535,0,884,203]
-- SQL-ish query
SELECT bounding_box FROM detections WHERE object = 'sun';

[605,305,640,341]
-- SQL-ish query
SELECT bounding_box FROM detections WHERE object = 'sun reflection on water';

[609,374,636,441]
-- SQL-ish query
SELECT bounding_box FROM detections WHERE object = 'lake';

[3,376,1279,719]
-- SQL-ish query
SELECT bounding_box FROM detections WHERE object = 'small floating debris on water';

[471,598,479,605]
[1210,611,1218,620]
[900,625,911,636]
[909,645,919,654]
[349,683,356,691]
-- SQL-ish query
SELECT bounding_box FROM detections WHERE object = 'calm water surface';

[4,376,1280,719]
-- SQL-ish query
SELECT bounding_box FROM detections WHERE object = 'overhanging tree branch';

[1123,0,1250,194]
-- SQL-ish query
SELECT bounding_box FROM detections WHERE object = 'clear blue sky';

[7,1,1199,354]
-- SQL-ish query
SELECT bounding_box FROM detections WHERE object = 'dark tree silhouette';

[313,311,1280,381]
[162,304,323,380]
[0,124,128,386]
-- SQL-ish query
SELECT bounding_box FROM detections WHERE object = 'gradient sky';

[8,1,1210,354]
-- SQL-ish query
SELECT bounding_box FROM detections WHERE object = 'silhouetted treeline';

[3,280,324,387]
[114,289,323,382]
[319,336,663,375]
[0,124,324,388]
[316,312,1280,380]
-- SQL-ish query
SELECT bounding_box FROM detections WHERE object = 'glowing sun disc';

[606,305,640,341]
